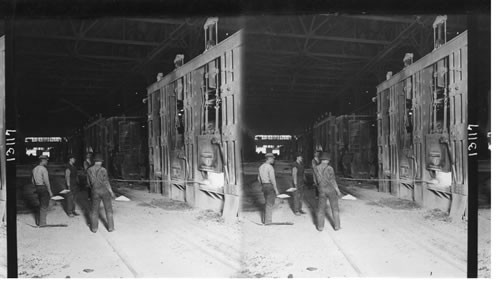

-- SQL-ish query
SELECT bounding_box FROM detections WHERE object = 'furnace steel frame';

[147,30,243,219]
[83,116,146,179]
[313,114,377,178]
[376,31,467,217]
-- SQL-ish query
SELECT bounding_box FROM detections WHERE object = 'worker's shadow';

[19,183,41,223]
[75,189,92,226]
[242,179,266,212]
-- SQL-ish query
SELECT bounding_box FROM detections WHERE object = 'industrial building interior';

[0,13,492,278]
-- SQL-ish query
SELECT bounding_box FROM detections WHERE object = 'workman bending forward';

[87,153,116,233]
[313,152,342,231]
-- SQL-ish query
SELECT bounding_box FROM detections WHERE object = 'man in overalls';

[87,153,116,233]
[31,155,53,226]
[258,153,280,225]
[64,155,80,217]
[291,154,307,215]
[313,152,342,231]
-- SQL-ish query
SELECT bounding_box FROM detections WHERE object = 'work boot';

[316,226,323,232]
[72,211,80,216]
[68,213,74,218]
[294,211,301,216]
[299,210,307,214]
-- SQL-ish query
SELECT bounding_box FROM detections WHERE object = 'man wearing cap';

[311,150,322,199]
[258,153,280,225]
[64,155,80,217]
[313,152,342,231]
[87,153,116,232]
[291,155,307,215]
[31,155,54,226]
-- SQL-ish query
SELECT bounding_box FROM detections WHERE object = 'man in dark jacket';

[291,154,306,215]
[83,152,93,200]
[313,152,342,231]
[87,153,116,233]
[311,150,322,199]
[64,155,80,217]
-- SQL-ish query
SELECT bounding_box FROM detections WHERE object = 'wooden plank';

[222,194,240,222]
[449,193,467,220]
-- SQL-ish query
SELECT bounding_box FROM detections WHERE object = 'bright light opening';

[25,137,63,143]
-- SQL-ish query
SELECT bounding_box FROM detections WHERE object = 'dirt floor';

[239,161,468,278]
[16,164,242,278]
[478,208,491,278]
[13,161,489,278]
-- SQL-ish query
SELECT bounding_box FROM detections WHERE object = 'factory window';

[254,135,292,141]
[255,145,281,155]
[26,147,53,156]
[25,137,63,143]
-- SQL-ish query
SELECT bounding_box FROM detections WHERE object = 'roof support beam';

[17,33,163,47]
[339,15,417,24]
[247,87,339,94]
[24,66,135,74]
[246,31,391,45]
[248,49,371,60]
[133,20,192,71]
[39,85,111,90]
[329,16,434,105]
[340,15,463,29]
[247,73,375,83]
[247,81,342,88]
[18,51,140,62]
[124,18,188,25]
[74,19,101,51]
[246,62,363,72]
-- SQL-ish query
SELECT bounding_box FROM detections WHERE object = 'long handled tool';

[26,223,68,228]
[245,218,294,226]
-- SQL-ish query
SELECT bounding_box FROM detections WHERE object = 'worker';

[64,155,80,217]
[83,152,93,200]
[31,155,54,226]
[87,153,116,233]
[258,153,280,225]
[291,154,307,215]
[313,152,342,232]
[311,150,322,199]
